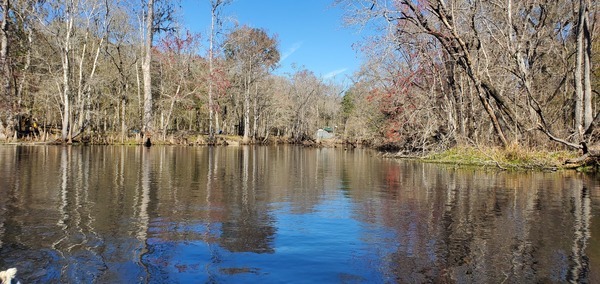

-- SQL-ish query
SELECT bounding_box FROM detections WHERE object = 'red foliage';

[154,30,201,66]
[210,66,231,98]
[157,30,201,55]
[366,46,441,142]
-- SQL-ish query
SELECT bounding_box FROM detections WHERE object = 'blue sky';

[180,0,365,85]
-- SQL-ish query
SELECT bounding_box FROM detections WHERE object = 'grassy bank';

[415,146,580,171]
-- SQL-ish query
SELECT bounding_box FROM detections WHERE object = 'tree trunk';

[121,94,126,143]
[163,84,179,140]
[75,37,103,138]
[16,21,32,109]
[142,0,154,138]
[0,0,9,140]
[252,83,258,140]
[215,109,220,134]
[209,0,230,138]
[61,2,74,142]
[208,3,216,139]
[1,0,9,100]
[574,0,586,136]
[242,73,250,143]
[583,2,593,130]
[136,61,142,128]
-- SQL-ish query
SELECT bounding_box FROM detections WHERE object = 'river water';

[0,145,598,283]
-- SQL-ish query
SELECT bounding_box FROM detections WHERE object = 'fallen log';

[564,146,600,169]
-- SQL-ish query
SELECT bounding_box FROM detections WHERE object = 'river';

[0,145,598,283]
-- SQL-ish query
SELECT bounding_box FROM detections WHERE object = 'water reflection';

[0,145,597,283]
[368,164,596,283]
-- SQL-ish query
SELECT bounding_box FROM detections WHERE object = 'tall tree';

[72,0,110,140]
[208,0,230,141]
[104,2,139,142]
[60,0,75,142]
[140,0,176,143]
[224,26,279,143]
[155,30,200,138]
[0,0,9,138]
[574,0,594,136]
[141,0,154,141]
[1,0,8,100]
[288,69,321,141]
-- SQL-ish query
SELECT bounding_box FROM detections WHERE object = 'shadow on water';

[0,145,598,283]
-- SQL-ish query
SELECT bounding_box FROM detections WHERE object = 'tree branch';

[537,123,583,150]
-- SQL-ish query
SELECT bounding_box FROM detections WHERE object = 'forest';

[0,0,598,156]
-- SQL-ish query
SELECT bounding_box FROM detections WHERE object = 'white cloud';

[323,68,348,79]
[281,41,303,62]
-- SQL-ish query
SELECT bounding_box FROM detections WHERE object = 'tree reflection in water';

[0,145,597,283]
[372,163,595,283]
[219,146,276,254]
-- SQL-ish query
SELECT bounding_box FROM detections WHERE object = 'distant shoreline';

[1,135,589,172]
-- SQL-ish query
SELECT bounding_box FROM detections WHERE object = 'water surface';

[0,145,598,283]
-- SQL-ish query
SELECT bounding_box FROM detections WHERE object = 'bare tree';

[60,0,75,142]
[104,2,139,142]
[288,69,321,141]
[1,0,8,100]
[139,0,177,144]
[0,0,9,138]
[224,26,279,143]
[155,30,200,139]
[574,0,594,136]
[141,0,154,142]
[71,0,111,140]
[338,0,598,154]
[208,0,231,141]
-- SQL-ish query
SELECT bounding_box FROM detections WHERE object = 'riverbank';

[0,133,588,171]
[383,145,582,172]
